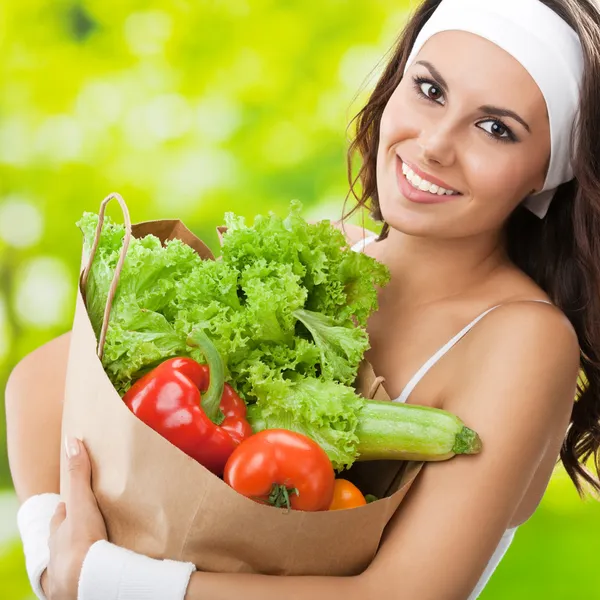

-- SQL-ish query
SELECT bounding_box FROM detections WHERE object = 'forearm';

[185,571,370,600]
[6,333,70,502]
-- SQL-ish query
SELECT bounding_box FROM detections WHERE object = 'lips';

[395,156,462,205]
[400,157,460,193]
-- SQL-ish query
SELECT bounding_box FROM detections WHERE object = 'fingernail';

[65,436,80,459]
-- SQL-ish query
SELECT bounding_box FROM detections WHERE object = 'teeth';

[400,161,458,196]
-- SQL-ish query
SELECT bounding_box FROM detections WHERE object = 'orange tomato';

[328,479,367,510]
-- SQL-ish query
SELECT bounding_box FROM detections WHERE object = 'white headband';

[404,0,584,218]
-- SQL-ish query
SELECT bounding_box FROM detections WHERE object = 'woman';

[7,0,600,598]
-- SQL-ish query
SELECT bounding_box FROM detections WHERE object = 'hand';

[44,437,108,600]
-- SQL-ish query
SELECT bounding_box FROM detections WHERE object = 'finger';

[49,502,66,535]
[64,437,97,516]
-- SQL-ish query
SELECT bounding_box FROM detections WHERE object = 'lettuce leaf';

[221,200,390,328]
[78,213,201,392]
[240,259,306,344]
[293,308,368,385]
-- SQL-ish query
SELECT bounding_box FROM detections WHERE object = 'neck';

[375,226,508,308]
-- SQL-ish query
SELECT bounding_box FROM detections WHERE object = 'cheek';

[377,87,418,181]
[378,83,417,146]
[463,148,539,209]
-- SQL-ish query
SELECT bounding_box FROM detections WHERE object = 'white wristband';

[16,492,62,600]
[78,540,197,600]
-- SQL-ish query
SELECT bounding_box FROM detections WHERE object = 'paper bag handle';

[80,192,132,360]
[367,375,386,400]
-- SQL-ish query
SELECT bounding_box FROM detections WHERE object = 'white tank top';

[351,234,552,599]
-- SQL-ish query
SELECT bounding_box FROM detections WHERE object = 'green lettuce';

[293,308,368,386]
[222,201,390,327]
[78,203,390,467]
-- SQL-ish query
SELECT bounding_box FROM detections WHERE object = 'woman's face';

[377,30,551,238]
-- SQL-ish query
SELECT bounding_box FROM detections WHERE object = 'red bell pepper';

[122,330,252,475]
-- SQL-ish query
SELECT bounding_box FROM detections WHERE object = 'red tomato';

[328,479,367,510]
[224,429,335,511]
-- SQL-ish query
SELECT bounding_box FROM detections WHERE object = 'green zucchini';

[355,399,481,461]
[247,399,482,464]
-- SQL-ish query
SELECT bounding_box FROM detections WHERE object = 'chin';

[379,196,451,238]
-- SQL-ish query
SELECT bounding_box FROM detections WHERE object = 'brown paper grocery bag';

[60,192,424,576]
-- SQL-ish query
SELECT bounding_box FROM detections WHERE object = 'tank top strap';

[394,299,553,404]
[350,234,379,253]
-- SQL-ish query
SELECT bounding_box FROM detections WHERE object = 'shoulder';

[328,220,378,246]
[465,300,579,378]
[447,300,580,462]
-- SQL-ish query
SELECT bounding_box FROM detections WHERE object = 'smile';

[401,162,460,196]
[395,157,463,205]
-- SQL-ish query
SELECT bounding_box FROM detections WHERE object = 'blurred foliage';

[0,0,597,598]
[0,540,34,600]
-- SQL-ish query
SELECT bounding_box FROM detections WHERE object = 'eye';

[413,76,446,105]
[477,119,517,142]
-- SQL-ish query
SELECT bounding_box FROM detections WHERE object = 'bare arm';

[183,304,579,600]
[5,332,71,503]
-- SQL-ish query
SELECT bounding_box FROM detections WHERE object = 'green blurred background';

[0,1,598,598]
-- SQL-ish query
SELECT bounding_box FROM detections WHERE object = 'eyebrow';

[414,60,450,91]
[414,60,532,133]
[477,105,531,133]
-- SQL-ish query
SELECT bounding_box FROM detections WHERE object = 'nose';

[417,121,457,168]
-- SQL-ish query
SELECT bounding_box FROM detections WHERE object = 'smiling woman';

[346,0,600,497]
[6,1,600,600]
[374,34,556,233]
